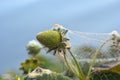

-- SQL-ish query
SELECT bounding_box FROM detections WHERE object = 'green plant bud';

[26,40,41,56]
[36,30,61,49]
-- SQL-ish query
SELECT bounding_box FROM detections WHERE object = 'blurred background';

[0,0,120,74]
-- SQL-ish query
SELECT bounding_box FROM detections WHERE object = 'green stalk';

[86,40,110,80]
[28,68,32,73]
[63,54,80,78]
[67,49,85,80]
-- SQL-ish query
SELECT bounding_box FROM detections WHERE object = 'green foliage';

[20,57,41,74]
[26,73,72,80]
[4,26,120,80]
[91,72,120,80]
[35,55,65,73]
[110,64,120,74]
[36,30,61,49]
[20,54,65,74]
[20,38,65,74]
[0,76,2,80]
[93,61,120,75]
[15,75,25,80]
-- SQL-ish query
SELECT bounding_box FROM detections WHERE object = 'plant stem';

[67,49,85,80]
[28,68,32,73]
[86,40,110,80]
[63,54,80,78]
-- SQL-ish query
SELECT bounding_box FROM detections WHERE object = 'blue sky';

[0,0,120,74]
